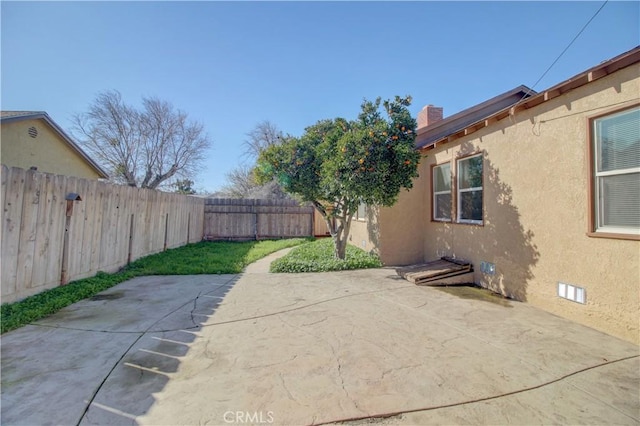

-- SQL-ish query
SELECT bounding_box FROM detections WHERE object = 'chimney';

[417,105,443,129]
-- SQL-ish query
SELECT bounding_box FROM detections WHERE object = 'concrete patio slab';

[1,252,638,426]
[1,274,238,426]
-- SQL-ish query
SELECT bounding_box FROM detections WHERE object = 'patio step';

[396,257,474,286]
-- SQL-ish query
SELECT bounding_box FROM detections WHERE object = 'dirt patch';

[434,285,512,307]
[89,291,125,301]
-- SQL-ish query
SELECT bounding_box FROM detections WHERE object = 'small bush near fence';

[1,239,306,334]
[270,238,382,273]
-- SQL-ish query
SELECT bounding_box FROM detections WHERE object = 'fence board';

[31,173,50,288]
[16,169,40,289]
[1,167,26,297]
[0,166,7,275]
[89,181,105,274]
[114,188,128,267]
[44,173,66,288]
[70,177,89,279]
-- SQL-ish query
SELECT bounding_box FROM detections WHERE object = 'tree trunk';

[330,214,353,260]
[333,233,348,260]
[313,201,354,261]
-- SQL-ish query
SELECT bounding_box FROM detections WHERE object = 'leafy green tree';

[173,179,196,194]
[256,96,421,259]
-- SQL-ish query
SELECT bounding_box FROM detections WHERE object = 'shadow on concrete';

[433,284,514,308]
[78,275,241,425]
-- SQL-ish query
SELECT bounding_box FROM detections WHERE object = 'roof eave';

[418,45,640,152]
[416,84,535,137]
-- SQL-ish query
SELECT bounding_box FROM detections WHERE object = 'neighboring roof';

[1,111,109,178]
[415,85,536,149]
[1,111,45,119]
[417,45,640,151]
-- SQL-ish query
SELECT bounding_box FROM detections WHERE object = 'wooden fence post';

[187,212,191,244]
[127,213,135,264]
[60,193,81,285]
[163,213,169,251]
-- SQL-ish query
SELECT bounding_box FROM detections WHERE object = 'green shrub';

[270,238,382,273]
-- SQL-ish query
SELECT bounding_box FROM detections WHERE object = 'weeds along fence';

[1,165,204,303]
[204,198,319,240]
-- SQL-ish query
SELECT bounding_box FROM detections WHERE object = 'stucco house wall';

[347,166,429,266]
[1,116,106,179]
[369,63,639,344]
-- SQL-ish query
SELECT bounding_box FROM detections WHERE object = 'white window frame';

[457,154,483,225]
[592,106,640,235]
[432,162,452,222]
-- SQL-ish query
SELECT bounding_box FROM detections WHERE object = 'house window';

[432,162,452,221]
[592,106,640,235]
[457,154,483,224]
[356,202,367,221]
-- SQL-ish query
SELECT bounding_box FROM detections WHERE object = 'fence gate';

[203,198,318,240]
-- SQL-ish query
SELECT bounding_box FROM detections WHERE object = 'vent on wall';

[558,282,586,304]
[480,261,495,275]
[28,126,38,138]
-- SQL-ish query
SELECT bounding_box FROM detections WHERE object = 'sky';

[1,1,639,193]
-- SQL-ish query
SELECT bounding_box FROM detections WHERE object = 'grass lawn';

[1,238,307,334]
[270,238,382,273]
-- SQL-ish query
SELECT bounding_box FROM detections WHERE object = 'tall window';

[592,106,640,235]
[457,154,483,224]
[433,162,451,221]
[356,202,367,221]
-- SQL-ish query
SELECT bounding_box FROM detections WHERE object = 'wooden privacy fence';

[204,198,320,240]
[1,165,204,303]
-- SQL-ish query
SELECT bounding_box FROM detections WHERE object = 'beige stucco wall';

[348,217,373,253]
[1,119,102,179]
[347,163,429,265]
[377,64,640,344]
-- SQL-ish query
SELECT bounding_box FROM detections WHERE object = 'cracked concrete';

[1,250,639,426]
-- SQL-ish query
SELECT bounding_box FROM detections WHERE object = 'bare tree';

[219,165,259,198]
[219,166,294,200]
[72,90,211,189]
[217,121,289,198]
[245,180,293,200]
[242,120,283,160]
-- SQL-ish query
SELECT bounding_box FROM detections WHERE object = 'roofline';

[1,112,109,178]
[419,45,640,151]
[416,84,535,137]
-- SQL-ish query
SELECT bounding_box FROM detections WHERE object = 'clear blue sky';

[2,1,638,193]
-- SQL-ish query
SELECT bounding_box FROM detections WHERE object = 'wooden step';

[397,257,473,285]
